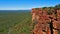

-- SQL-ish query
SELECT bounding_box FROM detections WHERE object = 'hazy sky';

[0,0,60,10]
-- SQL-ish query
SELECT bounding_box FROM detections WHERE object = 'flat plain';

[0,11,32,34]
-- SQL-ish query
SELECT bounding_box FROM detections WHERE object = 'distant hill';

[0,10,31,12]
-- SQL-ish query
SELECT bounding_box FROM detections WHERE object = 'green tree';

[42,7,47,9]
[55,4,60,9]
[48,6,54,9]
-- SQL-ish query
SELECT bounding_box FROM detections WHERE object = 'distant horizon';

[0,9,31,10]
[0,4,59,10]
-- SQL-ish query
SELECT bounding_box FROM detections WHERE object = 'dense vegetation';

[42,4,60,9]
[0,4,60,34]
[0,11,32,34]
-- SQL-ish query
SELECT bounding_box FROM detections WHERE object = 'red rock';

[32,8,60,34]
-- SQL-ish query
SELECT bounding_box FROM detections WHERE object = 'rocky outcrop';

[32,8,60,34]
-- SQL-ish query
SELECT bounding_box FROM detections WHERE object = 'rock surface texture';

[32,8,60,34]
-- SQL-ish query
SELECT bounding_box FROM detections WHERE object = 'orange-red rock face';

[32,8,60,34]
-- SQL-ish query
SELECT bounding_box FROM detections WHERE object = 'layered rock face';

[32,8,60,34]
